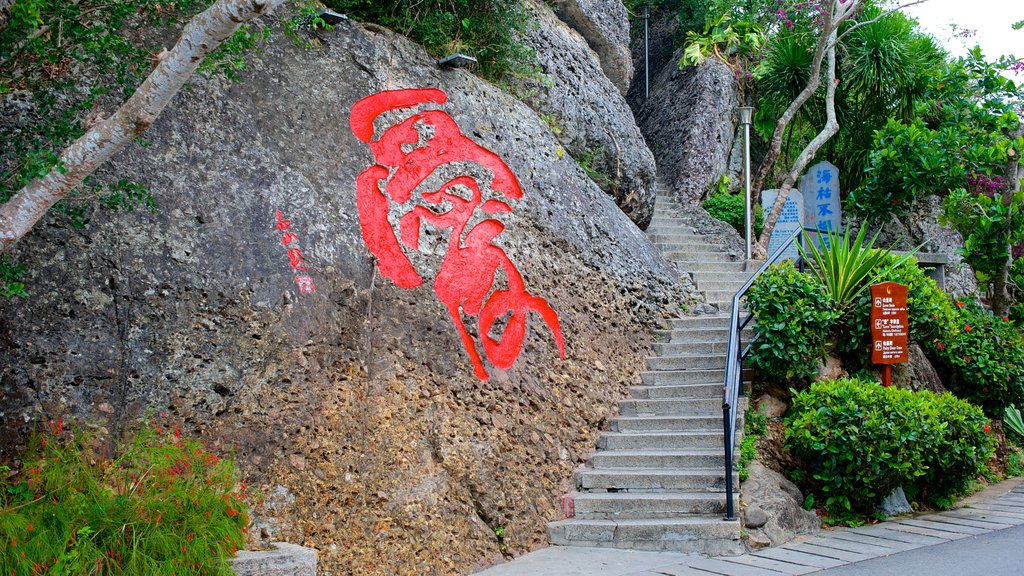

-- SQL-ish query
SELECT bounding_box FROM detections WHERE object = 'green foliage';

[0,418,249,576]
[745,261,839,384]
[199,23,271,81]
[738,407,768,481]
[799,226,906,312]
[1006,405,1024,444]
[1,256,28,298]
[702,188,764,236]
[942,188,1024,283]
[931,300,1024,417]
[324,0,536,82]
[0,1,235,237]
[786,378,994,517]
[574,147,610,186]
[835,253,956,367]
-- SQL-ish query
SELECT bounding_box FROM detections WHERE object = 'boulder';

[873,195,978,297]
[892,343,946,394]
[876,487,913,517]
[521,1,657,229]
[548,0,634,93]
[0,18,693,576]
[741,462,821,547]
[636,57,739,207]
[756,394,788,420]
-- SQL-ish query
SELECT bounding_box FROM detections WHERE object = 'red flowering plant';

[932,299,1024,417]
[0,415,249,575]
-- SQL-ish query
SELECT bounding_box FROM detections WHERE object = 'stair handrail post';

[721,227,806,521]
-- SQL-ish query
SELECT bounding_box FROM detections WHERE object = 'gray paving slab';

[753,547,845,569]
[892,517,990,535]
[968,502,1024,517]
[881,520,968,540]
[472,546,698,576]
[822,530,920,552]
[926,512,1013,530]
[939,509,1023,527]
[723,554,819,575]
[846,525,948,546]
[790,537,892,557]
[681,557,787,576]
[655,562,736,576]
[788,542,875,563]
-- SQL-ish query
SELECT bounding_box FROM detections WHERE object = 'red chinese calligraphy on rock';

[351,88,565,381]
[275,210,316,294]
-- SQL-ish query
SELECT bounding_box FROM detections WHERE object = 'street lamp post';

[738,106,754,261]
[642,3,650,99]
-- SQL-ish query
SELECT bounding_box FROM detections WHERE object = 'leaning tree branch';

[755,20,842,259]
[0,0,287,254]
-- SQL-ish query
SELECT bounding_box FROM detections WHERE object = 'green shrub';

[738,407,768,482]
[835,253,956,369]
[0,419,249,576]
[745,261,839,384]
[325,0,536,82]
[920,393,996,507]
[786,378,993,517]
[703,191,764,237]
[933,300,1024,417]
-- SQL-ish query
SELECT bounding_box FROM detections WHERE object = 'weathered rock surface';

[549,0,634,93]
[892,343,946,394]
[637,57,738,206]
[876,487,913,517]
[627,6,680,107]
[873,195,978,297]
[0,18,693,576]
[522,1,657,229]
[741,462,820,547]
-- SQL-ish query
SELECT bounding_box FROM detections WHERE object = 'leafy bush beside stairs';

[786,378,995,517]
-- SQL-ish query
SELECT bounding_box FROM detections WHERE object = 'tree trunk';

[0,0,287,254]
[991,129,1023,316]
[754,19,842,259]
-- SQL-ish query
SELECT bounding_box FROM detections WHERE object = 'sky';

[902,0,1021,61]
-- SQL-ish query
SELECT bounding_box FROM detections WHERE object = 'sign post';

[870,282,909,386]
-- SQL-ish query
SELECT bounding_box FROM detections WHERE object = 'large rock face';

[0,18,693,576]
[636,57,738,206]
[522,1,657,229]
[549,0,634,94]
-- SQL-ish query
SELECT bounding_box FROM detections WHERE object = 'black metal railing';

[722,227,815,520]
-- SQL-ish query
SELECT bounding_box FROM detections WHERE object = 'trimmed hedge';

[786,378,994,516]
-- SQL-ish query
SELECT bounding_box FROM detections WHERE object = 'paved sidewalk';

[475,478,1024,576]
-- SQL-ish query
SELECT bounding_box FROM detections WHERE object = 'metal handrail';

[722,226,815,520]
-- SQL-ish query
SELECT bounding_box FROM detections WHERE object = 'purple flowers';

[967,173,1005,197]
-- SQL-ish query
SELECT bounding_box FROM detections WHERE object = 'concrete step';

[611,415,724,433]
[668,315,743,329]
[647,233,705,244]
[703,290,741,304]
[589,449,728,469]
[640,368,728,386]
[629,383,721,399]
[674,261,747,273]
[598,431,724,451]
[690,269,754,281]
[575,468,734,492]
[664,251,737,263]
[694,280,750,293]
[571,492,735,519]
[618,397,723,417]
[653,332,755,349]
[646,355,726,371]
[655,242,726,253]
[546,518,745,555]
[652,341,731,356]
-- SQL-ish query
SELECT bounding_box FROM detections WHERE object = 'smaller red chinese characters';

[275,210,317,294]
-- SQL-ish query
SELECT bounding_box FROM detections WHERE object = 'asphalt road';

[815,523,1024,575]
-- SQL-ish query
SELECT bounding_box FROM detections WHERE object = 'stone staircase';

[546,187,755,555]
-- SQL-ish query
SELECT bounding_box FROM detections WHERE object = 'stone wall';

[0,17,693,576]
